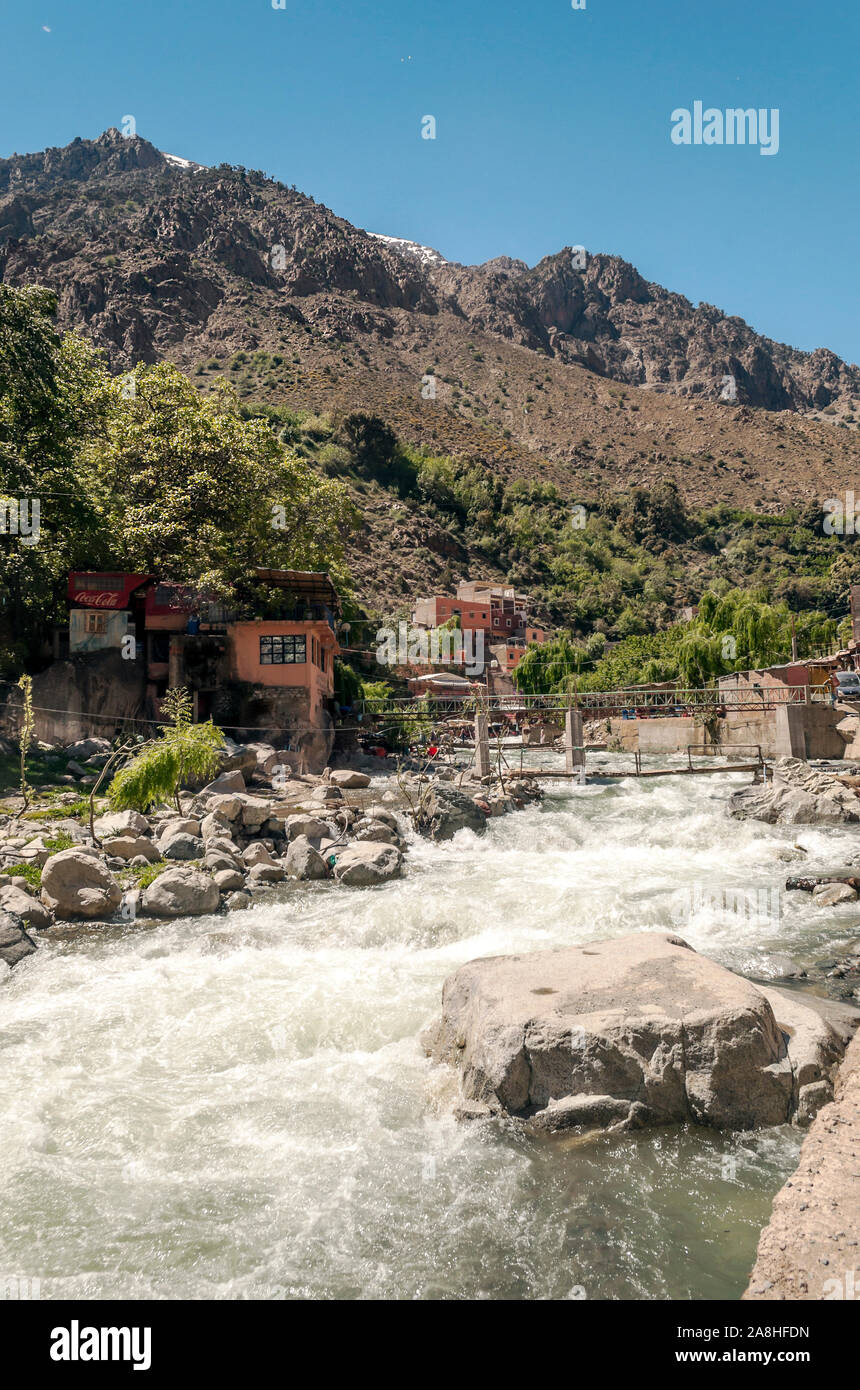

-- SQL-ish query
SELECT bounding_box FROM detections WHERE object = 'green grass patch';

[0,750,69,791]
[22,798,100,822]
[119,860,170,890]
[2,863,42,888]
[43,831,75,853]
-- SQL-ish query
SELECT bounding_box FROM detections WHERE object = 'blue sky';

[2,0,858,361]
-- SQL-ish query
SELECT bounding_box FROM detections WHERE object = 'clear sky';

[2,0,858,362]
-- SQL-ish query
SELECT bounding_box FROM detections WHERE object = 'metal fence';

[356,684,831,720]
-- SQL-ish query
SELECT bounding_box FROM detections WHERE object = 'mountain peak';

[0,128,165,195]
[0,128,857,427]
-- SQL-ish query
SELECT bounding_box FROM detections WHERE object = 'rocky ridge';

[1,129,859,524]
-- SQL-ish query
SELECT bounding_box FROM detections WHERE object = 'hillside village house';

[411,580,546,675]
[65,568,341,767]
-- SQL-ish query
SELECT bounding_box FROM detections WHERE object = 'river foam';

[3,758,857,1299]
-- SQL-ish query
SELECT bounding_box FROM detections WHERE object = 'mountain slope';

[0,127,859,524]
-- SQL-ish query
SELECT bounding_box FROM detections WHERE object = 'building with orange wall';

[411,579,546,645]
[66,568,342,767]
[226,619,338,729]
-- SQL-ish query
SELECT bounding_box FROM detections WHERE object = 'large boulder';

[284,814,333,842]
[141,867,220,917]
[94,809,151,839]
[0,886,51,931]
[744,1029,860,1301]
[40,849,122,921]
[199,811,235,842]
[353,822,400,845]
[758,987,846,1126]
[65,737,112,761]
[162,833,204,861]
[102,835,161,863]
[330,769,371,788]
[247,861,285,885]
[216,740,257,777]
[729,758,860,825]
[245,742,279,776]
[0,909,37,967]
[812,881,858,906]
[156,817,201,845]
[285,835,330,881]
[363,805,400,831]
[237,796,277,832]
[423,932,844,1133]
[200,769,246,796]
[415,784,488,841]
[201,794,243,823]
[242,843,275,867]
[212,868,245,892]
[331,842,403,887]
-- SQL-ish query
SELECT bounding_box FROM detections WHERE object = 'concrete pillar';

[774,705,807,760]
[475,712,491,778]
[565,708,585,773]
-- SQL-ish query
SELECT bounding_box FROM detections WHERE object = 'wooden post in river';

[475,712,491,779]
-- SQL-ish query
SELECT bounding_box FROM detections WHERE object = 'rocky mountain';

[1,127,859,520]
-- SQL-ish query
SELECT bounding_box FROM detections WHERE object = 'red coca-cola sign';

[74,591,125,609]
[68,573,155,610]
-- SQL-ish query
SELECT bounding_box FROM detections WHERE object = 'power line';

[0,699,316,735]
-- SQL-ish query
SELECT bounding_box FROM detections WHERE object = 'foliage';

[43,830,75,853]
[16,673,34,810]
[108,687,226,812]
[339,413,418,494]
[333,658,362,707]
[92,362,357,605]
[0,286,116,665]
[128,861,170,890]
[23,798,95,821]
[0,287,357,669]
[2,862,42,887]
[514,589,837,694]
[357,678,430,748]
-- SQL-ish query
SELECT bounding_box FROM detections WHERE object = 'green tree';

[93,363,356,604]
[0,285,115,668]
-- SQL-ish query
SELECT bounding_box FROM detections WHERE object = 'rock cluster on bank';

[424,931,849,1134]
[729,757,860,825]
[0,738,542,969]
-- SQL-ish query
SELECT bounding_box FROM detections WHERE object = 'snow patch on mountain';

[161,152,207,171]
[369,232,448,268]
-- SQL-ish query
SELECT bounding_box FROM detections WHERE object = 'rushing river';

[3,754,859,1301]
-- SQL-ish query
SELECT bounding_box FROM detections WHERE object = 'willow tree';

[694,589,837,671]
[108,688,225,813]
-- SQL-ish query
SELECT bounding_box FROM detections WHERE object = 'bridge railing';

[355,684,831,719]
